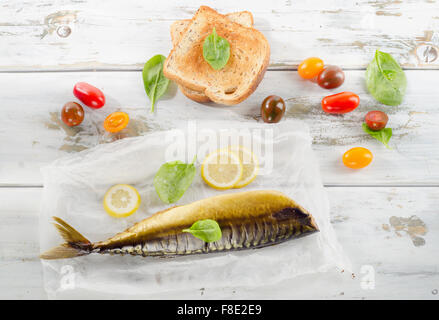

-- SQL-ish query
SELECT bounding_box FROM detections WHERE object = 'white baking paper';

[40,119,350,298]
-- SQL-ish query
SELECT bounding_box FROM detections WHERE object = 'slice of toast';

[170,11,254,47]
[170,11,254,103]
[164,6,270,105]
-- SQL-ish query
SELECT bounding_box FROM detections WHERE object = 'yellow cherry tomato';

[104,111,129,133]
[298,57,324,79]
[343,147,373,169]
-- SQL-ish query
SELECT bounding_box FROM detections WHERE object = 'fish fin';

[40,217,92,260]
[52,216,91,244]
[40,244,89,260]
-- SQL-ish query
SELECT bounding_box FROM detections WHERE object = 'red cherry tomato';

[322,92,360,114]
[73,82,105,109]
[365,111,388,131]
[343,147,373,169]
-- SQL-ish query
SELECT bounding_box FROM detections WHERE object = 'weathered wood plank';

[0,0,438,70]
[0,188,45,299]
[1,187,437,299]
[0,70,438,186]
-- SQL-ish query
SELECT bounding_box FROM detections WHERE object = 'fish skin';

[40,190,319,260]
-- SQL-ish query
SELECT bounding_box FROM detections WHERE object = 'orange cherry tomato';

[298,57,324,79]
[104,112,129,133]
[343,147,373,169]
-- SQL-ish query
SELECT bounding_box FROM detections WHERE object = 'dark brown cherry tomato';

[365,110,388,131]
[73,82,105,109]
[61,102,84,127]
[261,95,286,123]
[317,65,345,89]
[322,92,360,114]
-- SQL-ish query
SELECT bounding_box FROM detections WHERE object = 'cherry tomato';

[322,92,360,114]
[61,102,84,127]
[261,95,286,123]
[365,111,388,131]
[298,57,324,80]
[104,111,129,133]
[73,82,105,109]
[317,65,345,89]
[343,147,373,169]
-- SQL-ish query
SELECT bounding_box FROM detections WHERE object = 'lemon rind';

[103,184,141,218]
[201,150,243,190]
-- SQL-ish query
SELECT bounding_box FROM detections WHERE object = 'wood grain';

[0,0,438,70]
[1,187,437,299]
[0,70,437,186]
[0,188,45,299]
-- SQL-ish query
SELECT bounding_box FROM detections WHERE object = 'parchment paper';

[40,119,350,298]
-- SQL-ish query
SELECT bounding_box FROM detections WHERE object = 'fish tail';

[40,216,93,260]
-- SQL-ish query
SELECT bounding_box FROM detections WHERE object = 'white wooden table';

[1,0,438,299]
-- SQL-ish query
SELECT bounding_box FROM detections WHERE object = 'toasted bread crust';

[179,85,212,103]
[170,11,254,103]
[171,11,254,47]
[164,6,270,106]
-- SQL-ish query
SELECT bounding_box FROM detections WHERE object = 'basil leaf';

[153,160,196,204]
[365,50,407,106]
[203,28,230,70]
[362,123,392,149]
[183,219,222,243]
[142,54,170,112]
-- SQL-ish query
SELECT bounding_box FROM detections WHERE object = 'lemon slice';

[231,146,259,188]
[201,149,243,190]
[103,184,141,218]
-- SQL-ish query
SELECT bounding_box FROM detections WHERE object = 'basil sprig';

[183,219,222,243]
[365,50,407,106]
[362,123,392,149]
[203,28,230,70]
[153,159,196,204]
[142,54,170,112]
